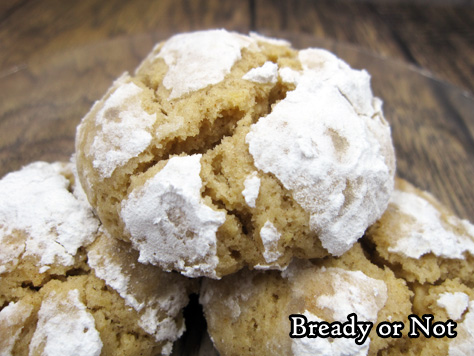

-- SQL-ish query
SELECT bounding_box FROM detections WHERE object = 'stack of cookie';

[1,29,472,355]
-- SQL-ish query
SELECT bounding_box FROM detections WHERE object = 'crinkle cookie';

[75,29,395,279]
[380,279,474,356]
[0,161,196,356]
[363,178,474,355]
[365,178,474,285]
[200,244,412,356]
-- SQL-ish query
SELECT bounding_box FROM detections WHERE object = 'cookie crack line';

[358,235,387,269]
[76,30,399,280]
[130,108,248,181]
[229,208,254,236]
[130,43,292,182]
[127,76,288,191]
[359,235,409,282]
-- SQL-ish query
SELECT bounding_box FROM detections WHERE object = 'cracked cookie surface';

[365,178,474,285]
[75,29,395,279]
[200,178,474,355]
[0,161,196,356]
[200,244,412,356]
[364,177,474,355]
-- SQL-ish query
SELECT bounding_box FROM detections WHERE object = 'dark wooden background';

[0,1,473,355]
[1,0,473,91]
[2,0,472,216]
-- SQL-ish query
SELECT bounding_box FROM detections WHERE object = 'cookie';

[0,161,98,282]
[200,177,474,355]
[365,178,474,285]
[380,279,474,355]
[75,29,395,279]
[0,161,196,356]
[363,178,474,355]
[199,243,412,356]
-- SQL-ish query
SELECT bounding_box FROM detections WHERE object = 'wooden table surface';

[0,1,473,354]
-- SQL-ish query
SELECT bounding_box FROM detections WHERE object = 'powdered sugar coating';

[88,74,156,178]
[289,268,387,356]
[437,292,469,321]
[87,231,189,346]
[283,265,387,324]
[246,63,393,256]
[75,30,396,279]
[87,230,143,311]
[291,311,370,356]
[157,29,257,99]
[243,61,278,84]
[387,190,474,259]
[242,172,261,208]
[121,155,226,278]
[299,49,375,117]
[260,220,283,264]
[253,263,288,271]
[449,301,474,355]
[249,32,291,47]
[200,269,257,321]
[315,268,387,323]
[29,289,102,356]
[279,67,301,85]
[0,162,99,274]
[138,309,183,354]
[0,300,34,356]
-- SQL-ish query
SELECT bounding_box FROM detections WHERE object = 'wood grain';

[254,0,474,93]
[0,0,251,69]
[371,3,474,93]
[0,0,472,244]
[0,2,472,355]
[0,0,251,176]
[276,33,474,220]
[0,0,474,227]
[254,0,407,59]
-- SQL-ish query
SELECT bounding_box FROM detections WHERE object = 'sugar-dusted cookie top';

[386,279,474,355]
[366,177,474,284]
[0,161,98,277]
[0,161,196,356]
[76,29,395,278]
[363,178,474,354]
[200,244,412,356]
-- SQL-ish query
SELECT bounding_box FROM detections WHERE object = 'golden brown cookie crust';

[366,178,474,285]
[76,30,395,279]
[0,161,195,356]
[200,244,412,356]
